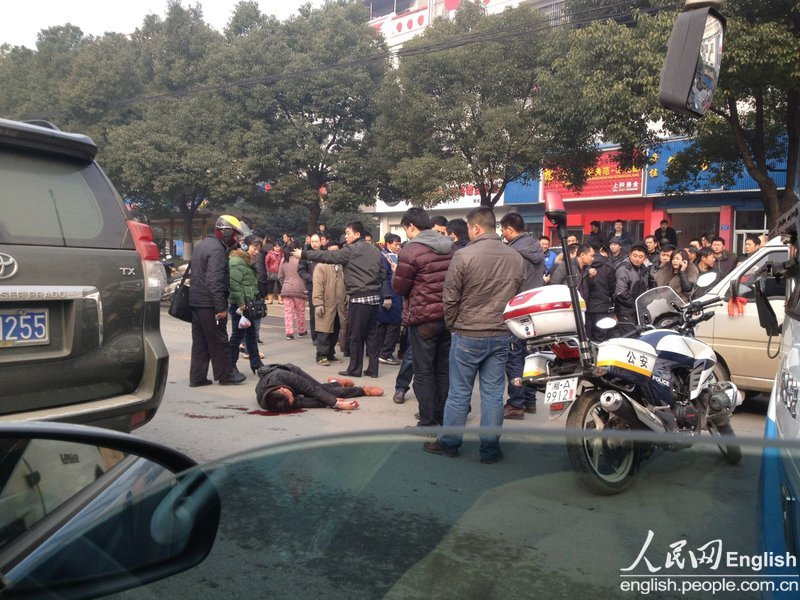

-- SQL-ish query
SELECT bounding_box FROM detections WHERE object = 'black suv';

[0,119,168,431]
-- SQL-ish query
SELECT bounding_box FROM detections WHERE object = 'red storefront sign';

[543,150,643,200]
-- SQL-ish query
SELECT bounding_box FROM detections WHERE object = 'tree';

[679,0,799,226]
[375,2,566,208]
[102,2,237,256]
[552,1,798,227]
[258,0,390,232]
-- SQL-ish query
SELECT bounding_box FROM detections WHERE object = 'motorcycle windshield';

[635,286,683,327]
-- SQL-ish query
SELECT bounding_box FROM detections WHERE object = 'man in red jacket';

[393,207,454,431]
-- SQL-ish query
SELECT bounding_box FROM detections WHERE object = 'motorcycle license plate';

[544,377,578,404]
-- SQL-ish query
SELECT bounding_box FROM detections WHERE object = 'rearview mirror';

[659,6,726,117]
[0,424,220,599]
[696,272,717,289]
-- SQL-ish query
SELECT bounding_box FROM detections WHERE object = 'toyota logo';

[0,253,19,280]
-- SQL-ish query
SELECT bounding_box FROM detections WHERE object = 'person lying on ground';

[255,363,383,412]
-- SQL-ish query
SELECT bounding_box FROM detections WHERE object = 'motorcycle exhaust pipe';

[598,392,650,431]
[598,390,667,433]
[629,401,667,433]
[600,391,623,412]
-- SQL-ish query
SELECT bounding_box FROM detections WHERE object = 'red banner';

[543,150,643,200]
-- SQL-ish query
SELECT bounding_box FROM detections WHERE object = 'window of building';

[366,0,425,19]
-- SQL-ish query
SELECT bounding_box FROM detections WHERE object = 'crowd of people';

[184,209,764,463]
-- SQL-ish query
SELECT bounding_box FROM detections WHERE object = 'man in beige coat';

[312,241,348,366]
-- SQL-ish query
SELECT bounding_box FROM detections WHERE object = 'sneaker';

[422,439,458,456]
[392,390,406,404]
[480,451,504,465]
[379,356,401,365]
[298,331,308,337]
[285,334,294,340]
[504,403,525,420]
[219,372,246,385]
[317,357,330,366]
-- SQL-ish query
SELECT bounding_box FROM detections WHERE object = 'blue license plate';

[0,309,50,347]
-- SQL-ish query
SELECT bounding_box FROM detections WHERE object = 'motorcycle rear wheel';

[707,421,742,465]
[566,392,639,495]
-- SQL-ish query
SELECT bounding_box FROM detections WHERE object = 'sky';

[0,0,326,49]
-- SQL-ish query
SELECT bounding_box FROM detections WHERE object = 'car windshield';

[95,428,790,600]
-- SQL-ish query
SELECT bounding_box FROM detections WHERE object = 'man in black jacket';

[500,212,544,420]
[294,221,386,378]
[255,364,383,412]
[585,245,617,342]
[614,243,653,332]
[188,215,251,387]
[298,234,322,343]
[654,219,678,247]
[585,221,608,250]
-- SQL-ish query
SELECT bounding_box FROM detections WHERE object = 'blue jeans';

[441,333,509,460]
[505,338,537,409]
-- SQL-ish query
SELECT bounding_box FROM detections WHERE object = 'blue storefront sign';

[645,139,786,195]
[504,176,541,205]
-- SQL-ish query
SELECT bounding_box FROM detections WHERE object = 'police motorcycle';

[504,192,742,495]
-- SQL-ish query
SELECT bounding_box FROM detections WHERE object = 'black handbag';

[168,266,193,323]
[244,298,267,320]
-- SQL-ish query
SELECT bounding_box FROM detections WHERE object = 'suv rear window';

[0,149,131,249]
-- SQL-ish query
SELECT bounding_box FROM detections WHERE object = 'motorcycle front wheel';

[566,391,640,495]
[707,421,743,465]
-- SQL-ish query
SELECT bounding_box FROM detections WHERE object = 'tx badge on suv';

[0,118,168,431]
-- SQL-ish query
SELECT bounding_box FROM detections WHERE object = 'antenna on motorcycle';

[544,191,593,370]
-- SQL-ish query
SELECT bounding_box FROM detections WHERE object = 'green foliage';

[550,1,799,227]
[1,0,796,235]
[658,0,800,225]
[376,2,560,207]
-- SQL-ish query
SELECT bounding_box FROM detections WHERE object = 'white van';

[695,237,789,396]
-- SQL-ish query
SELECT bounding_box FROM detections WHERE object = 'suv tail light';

[128,221,167,302]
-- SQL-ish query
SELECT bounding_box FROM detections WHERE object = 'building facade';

[362,1,784,253]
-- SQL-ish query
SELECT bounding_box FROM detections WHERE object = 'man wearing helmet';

[188,215,252,386]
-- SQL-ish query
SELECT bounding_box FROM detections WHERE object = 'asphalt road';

[135,305,769,464]
[116,306,772,599]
